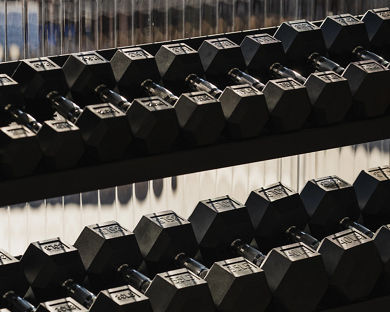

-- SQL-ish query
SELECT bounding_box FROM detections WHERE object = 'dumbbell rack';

[1,19,390,311]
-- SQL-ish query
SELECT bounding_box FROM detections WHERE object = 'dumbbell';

[20,237,146,312]
[133,210,272,312]
[185,74,269,138]
[272,19,390,119]
[353,165,390,229]
[0,74,84,170]
[11,58,131,162]
[240,33,352,126]
[74,221,215,312]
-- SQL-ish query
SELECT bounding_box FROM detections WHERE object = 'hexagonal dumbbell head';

[0,249,29,304]
[219,84,269,139]
[318,228,382,302]
[0,74,24,107]
[144,268,215,312]
[198,38,245,83]
[155,43,203,92]
[200,257,271,312]
[125,97,179,154]
[304,71,352,125]
[175,91,225,146]
[354,166,390,229]
[262,78,311,132]
[300,176,360,239]
[63,52,116,105]
[245,182,308,252]
[133,211,199,275]
[241,33,286,81]
[371,225,390,293]
[321,14,370,65]
[274,20,327,72]
[261,242,328,312]
[362,8,390,56]
[74,221,143,291]
[21,238,86,302]
[36,298,88,312]
[188,196,254,266]
[12,58,69,120]
[0,125,42,177]
[110,47,161,99]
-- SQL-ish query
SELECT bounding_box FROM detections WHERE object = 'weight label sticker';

[249,34,279,45]
[166,43,196,54]
[315,176,350,190]
[122,47,153,59]
[77,53,105,64]
[316,72,345,82]
[109,288,140,304]
[222,259,258,275]
[374,8,390,19]
[150,212,186,227]
[29,59,58,71]
[367,167,390,181]
[260,183,295,202]
[359,61,384,72]
[92,104,121,117]
[333,15,362,25]
[0,251,14,264]
[290,21,318,32]
[0,74,16,85]
[206,196,242,212]
[5,127,30,138]
[332,230,367,248]
[92,222,129,238]
[39,239,71,255]
[232,86,259,96]
[209,38,238,49]
[280,245,315,260]
[49,300,83,312]
[51,121,74,130]
[190,93,215,104]
[141,98,169,110]
[166,272,201,288]
[275,79,302,89]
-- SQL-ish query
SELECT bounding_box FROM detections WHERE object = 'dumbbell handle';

[175,253,209,279]
[118,264,151,294]
[95,84,131,112]
[3,291,35,312]
[309,53,345,75]
[353,46,390,68]
[340,217,375,239]
[231,239,266,267]
[287,226,320,250]
[270,63,307,85]
[186,74,223,98]
[3,104,42,133]
[228,68,265,91]
[46,91,82,124]
[142,79,178,105]
[62,279,96,309]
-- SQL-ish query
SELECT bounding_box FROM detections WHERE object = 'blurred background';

[1,0,390,255]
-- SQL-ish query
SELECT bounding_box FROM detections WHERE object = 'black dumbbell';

[133,210,271,312]
[273,19,390,119]
[11,58,131,162]
[61,50,179,154]
[241,32,352,126]
[353,166,390,229]
[0,74,84,170]
[74,220,215,312]
[20,237,145,312]
[185,74,269,138]
[186,195,327,312]
[362,8,390,58]
[198,36,312,132]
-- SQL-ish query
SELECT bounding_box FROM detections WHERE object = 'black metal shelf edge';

[1,114,390,207]
[323,295,390,311]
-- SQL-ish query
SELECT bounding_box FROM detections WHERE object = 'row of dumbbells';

[2,8,390,178]
[0,166,389,312]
